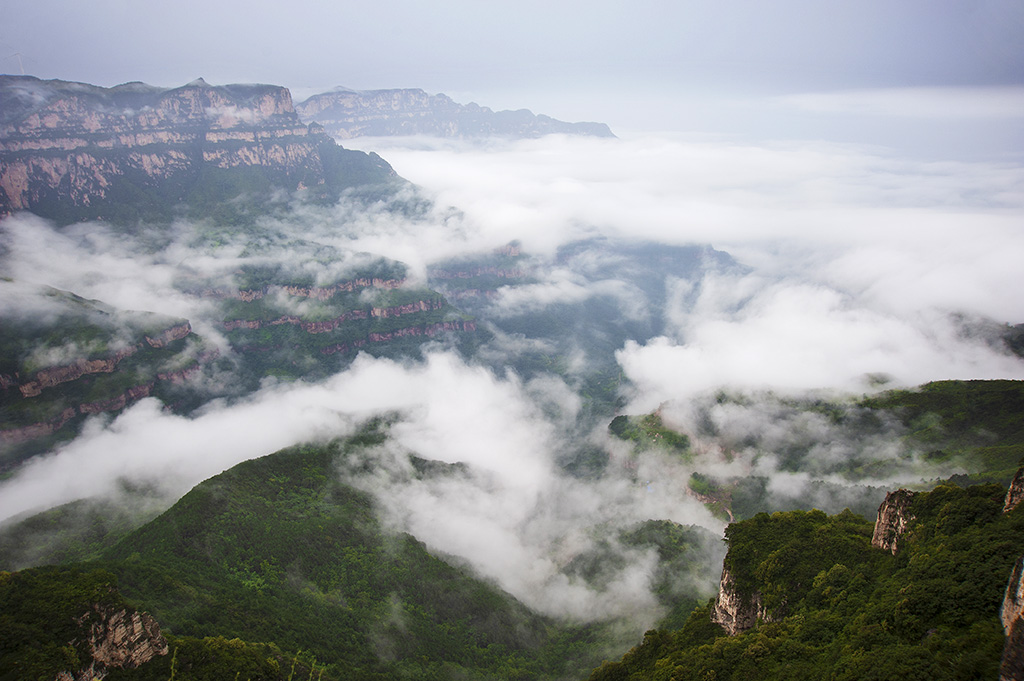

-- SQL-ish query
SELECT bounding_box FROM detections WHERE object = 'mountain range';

[1,75,1023,680]
[295,87,615,140]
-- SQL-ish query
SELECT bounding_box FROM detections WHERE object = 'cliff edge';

[0,75,398,222]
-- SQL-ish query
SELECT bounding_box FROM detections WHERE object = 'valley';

[1,74,1023,680]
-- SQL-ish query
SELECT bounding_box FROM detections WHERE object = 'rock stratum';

[0,75,398,222]
[296,87,615,139]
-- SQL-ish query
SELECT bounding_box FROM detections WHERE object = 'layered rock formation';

[0,76,396,221]
[296,87,615,139]
[0,311,209,456]
[870,489,916,554]
[58,604,169,680]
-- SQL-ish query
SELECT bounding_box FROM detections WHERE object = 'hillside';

[588,480,1024,680]
[0,423,621,680]
[0,285,212,470]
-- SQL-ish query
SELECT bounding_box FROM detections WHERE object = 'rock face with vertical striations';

[871,489,916,554]
[1002,467,1024,681]
[295,87,615,140]
[0,75,398,222]
[1005,467,1024,513]
[710,566,775,636]
[1001,555,1024,681]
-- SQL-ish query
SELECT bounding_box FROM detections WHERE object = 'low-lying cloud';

[2,128,1023,625]
[0,349,723,624]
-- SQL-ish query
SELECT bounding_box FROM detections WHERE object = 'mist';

[2,124,1023,624]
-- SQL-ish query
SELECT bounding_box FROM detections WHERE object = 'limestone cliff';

[0,76,397,221]
[871,489,916,554]
[710,566,775,636]
[295,87,615,140]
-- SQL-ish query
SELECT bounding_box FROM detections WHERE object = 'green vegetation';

[0,498,158,571]
[609,414,690,457]
[0,565,129,681]
[862,379,1024,482]
[586,482,1024,681]
[1,424,615,680]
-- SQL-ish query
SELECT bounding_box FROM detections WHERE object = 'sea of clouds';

[2,126,1023,623]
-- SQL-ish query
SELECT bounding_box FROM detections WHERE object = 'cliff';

[55,604,168,680]
[295,87,615,140]
[0,76,398,222]
[1002,556,1024,681]
[0,567,168,680]
[870,488,916,554]
[1006,467,1024,513]
[709,566,774,636]
[0,308,211,457]
[1002,470,1024,681]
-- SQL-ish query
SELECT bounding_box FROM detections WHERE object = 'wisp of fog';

[2,130,1023,624]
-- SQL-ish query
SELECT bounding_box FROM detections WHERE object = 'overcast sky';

[3,0,1023,151]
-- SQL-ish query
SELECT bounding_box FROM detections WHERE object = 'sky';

[3,0,1024,154]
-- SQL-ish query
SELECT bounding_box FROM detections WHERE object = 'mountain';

[589,476,1024,680]
[0,76,400,224]
[0,259,481,462]
[295,88,616,139]
[0,76,481,457]
[0,285,213,470]
[0,423,626,680]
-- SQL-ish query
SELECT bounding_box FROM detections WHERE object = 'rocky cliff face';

[0,76,395,221]
[1002,555,1024,681]
[0,317,208,457]
[295,87,615,139]
[710,566,775,636]
[1006,468,1024,513]
[871,489,916,554]
[54,604,168,681]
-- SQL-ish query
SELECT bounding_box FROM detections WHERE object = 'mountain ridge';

[0,75,399,223]
[295,87,616,139]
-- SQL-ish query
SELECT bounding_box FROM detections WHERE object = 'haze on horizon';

[3,0,1024,157]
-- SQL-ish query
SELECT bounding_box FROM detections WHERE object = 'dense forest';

[2,381,1024,680]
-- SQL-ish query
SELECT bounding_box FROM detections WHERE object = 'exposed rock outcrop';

[55,605,168,681]
[319,320,477,356]
[871,489,916,554]
[145,322,191,348]
[18,349,136,397]
[1002,556,1024,681]
[710,567,775,636]
[295,87,615,140]
[84,606,168,668]
[1006,467,1024,513]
